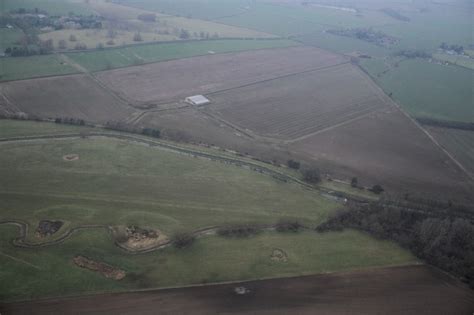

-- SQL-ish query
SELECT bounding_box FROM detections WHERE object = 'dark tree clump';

[303,169,321,184]
[287,159,300,170]
[142,128,161,138]
[351,177,358,188]
[171,232,195,249]
[370,184,384,194]
[275,219,303,232]
[316,200,474,289]
[217,224,261,238]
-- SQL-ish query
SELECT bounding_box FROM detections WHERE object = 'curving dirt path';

[0,220,110,249]
[0,220,282,254]
[0,220,279,255]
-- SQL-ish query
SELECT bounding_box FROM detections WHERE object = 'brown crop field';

[0,45,470,199]
[0,75,135,123]
[95,46,348,104]
[121,45,472,199]
[206,63,386,140]
[3,265,473,315]
[289,107,472,197]
[426,127,474,176]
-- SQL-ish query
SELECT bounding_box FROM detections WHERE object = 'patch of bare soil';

[114,225,169,251]
[270,248,288,262]
[73,256,126,280]
[63,154,79,161]
[35,220,63,238]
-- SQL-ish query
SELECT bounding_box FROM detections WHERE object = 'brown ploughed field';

[95,46,348,104]
[0,74,135,123]
[289,108,471,196]
[2,265,473,315]
[206,63,385,140]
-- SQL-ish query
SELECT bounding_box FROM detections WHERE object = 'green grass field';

[0,120,416,301]
[361,58,474,123]
[0,226,416,302]
[0,137,335,234]
[0,119,97,138]
[66,39,298,72]
[0,55,78,82]
[374,5,473,52]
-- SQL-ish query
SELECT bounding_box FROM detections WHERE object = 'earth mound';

[73,256,126,280]
[63,154,79,161]
[270,248,288,262]
[36,220,63,238]
[114,225,169,251]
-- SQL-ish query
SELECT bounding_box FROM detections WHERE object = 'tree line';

[317,199,474,289]
[416,117,474,131]
[105,121,161,138]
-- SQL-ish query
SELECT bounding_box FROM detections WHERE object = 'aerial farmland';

[0,0,473,313]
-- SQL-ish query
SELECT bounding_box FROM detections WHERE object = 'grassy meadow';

[0,120,417,301]
[0,226,416,302]
[0,55,78,82]
[0,136,336,234]
[0,119,96,138]
[361,58,474,123]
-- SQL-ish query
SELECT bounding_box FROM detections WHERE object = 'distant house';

[185,95,210,106]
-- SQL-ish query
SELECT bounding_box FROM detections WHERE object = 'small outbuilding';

[185,95,210,106]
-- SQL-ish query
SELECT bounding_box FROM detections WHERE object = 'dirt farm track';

[2,265,473,315]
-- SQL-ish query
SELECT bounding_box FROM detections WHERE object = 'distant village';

[1,8,103,57]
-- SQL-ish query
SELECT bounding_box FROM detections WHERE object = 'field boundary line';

[197,109,256,139]
[58,53,136,109]
[125,103,191,125]
[285,107,386,144]
[408,116,474,181]
[205,61,350,97]
[195,61,352,141]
